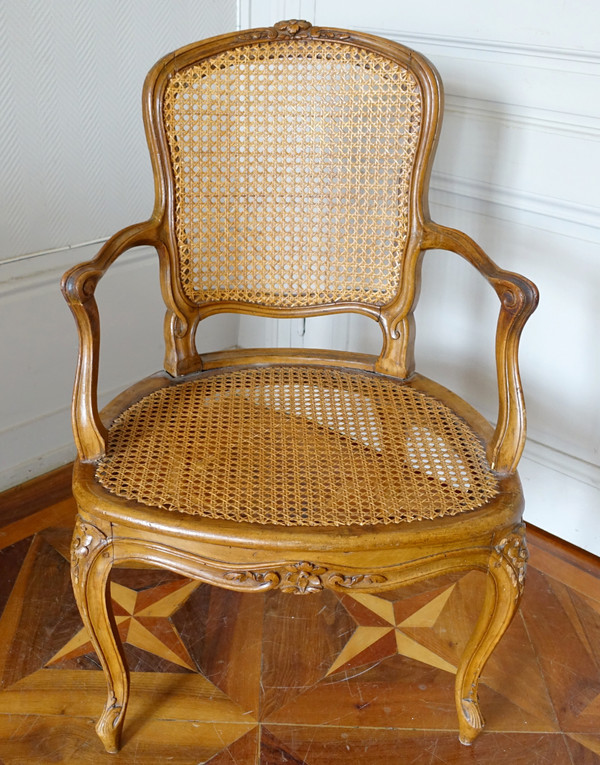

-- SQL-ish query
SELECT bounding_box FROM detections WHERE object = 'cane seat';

[96,365,499,526]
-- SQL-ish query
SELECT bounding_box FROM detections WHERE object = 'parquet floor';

[1,472,599,763]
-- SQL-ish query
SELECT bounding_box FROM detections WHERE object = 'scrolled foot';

[458,697,484,745]
[96,700,125,754]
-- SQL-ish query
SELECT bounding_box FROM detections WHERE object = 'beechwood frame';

[62,20,539,753]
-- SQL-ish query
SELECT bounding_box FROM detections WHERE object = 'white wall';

[240,1,600,554]
[2,0,598,557]
[0,1,239,489]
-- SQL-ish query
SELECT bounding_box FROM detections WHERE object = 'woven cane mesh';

[162,40,422,307]
[96,366,498,526]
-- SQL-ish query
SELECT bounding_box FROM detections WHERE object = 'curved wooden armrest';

[422,222,539,474]
[61,221,161,462]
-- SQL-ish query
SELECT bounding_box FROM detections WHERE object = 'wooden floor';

[1,469,599,763]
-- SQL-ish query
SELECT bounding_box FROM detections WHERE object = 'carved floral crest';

[274,19,312,37]
[237,20,350,43]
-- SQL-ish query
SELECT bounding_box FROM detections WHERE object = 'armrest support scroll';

[422,222,539,474]
[61,221,161,462]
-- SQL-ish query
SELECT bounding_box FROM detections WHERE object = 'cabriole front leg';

[71,516,129,753]
[455,524,527,744]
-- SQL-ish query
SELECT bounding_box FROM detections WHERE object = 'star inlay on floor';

[47,579,201,671]
[1,493,600,763]
[328,586,458,676]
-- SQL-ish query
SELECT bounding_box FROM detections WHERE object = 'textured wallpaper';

[0,0,237,261]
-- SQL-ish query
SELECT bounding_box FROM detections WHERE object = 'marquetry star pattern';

[47,578,201,671]
[328,584,458,676]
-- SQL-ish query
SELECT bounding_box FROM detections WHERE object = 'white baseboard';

[0,384,122,493]
[521,439,600,557]
[0,444,76,493]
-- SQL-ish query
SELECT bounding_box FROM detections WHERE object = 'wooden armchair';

[62,20,538,753]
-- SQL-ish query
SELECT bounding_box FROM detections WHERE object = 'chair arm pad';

[61,221,160,304]
[423,222,539,473]
[61,220,161,462]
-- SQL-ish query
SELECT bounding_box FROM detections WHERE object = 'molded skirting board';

[521,440,600,557]
[0,385,122,492]
[0,421,76,493]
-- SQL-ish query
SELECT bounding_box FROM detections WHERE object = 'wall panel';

[240,1,600,553]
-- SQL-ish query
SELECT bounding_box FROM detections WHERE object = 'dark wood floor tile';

[0,463,72,528]
[528,526,600,581]
[478,610,558,730]
[0,498,76,550]
[46,574,202,674]
[327,629,398,676]
[49,642,193,675]
[0,668,257,729]
[521,568,600,733]
[392,579,464,625]
[109,565,187,590]
[260,589,355,720]
[362,573,465,603]
[565,734,600,763]
[11,540,86,678]
[528,543,600,606]
[338,592,395,627]
[263,726,572,764]
[266,648,555,735]
[264,566,554,734]
[476,683,558,734]
[206,726,260,764]
[567,590,600,668]
[0,537,32,618]
[121,639,195,675]
[39,526,73,562]
[412,571,485,663]
[172,584,264,716]
[265,654,458,729]
[0,534,77,688]
[260,728,309,764]
[0,715,254,764]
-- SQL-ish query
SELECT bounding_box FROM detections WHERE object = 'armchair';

[62,20,538,752]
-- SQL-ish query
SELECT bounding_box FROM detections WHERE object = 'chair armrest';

[61,221,161,462]
[422,222,539,474]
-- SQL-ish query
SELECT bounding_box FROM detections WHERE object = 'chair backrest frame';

[141,21,444,377]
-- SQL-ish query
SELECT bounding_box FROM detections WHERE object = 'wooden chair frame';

[62,21,538,753]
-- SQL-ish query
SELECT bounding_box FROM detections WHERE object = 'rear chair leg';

[455,525,528,745]
[71,516,129,754]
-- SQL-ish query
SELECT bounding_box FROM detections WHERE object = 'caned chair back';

[145,23,440,319]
